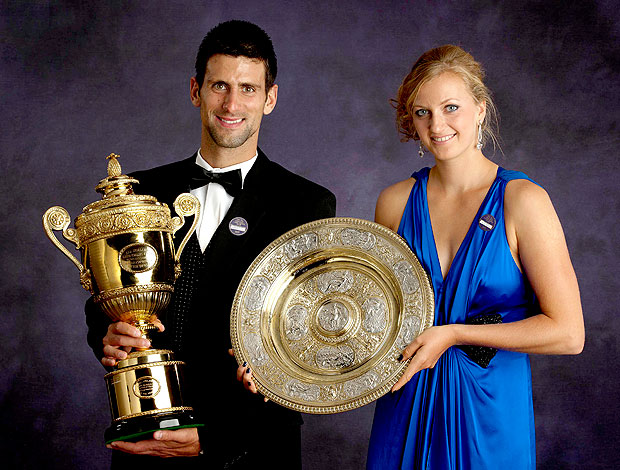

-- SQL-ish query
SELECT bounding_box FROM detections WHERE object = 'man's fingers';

[103,345,127,360]
[152,428,195,443]
[101,357,117,367]
[109,321,142,338]
[108,440,143,454]
[153,430,176,442]
[103,331,150,349]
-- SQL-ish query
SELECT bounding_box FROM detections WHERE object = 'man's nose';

[222,90,240,113]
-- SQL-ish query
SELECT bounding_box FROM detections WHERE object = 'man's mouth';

[217,116,244,125]
[432,134,456,143]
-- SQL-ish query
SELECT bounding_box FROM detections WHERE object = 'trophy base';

[104,409,203,444]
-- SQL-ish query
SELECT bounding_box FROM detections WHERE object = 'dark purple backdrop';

[2,1,618,468]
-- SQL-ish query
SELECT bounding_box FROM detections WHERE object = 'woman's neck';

[430,152,498,195]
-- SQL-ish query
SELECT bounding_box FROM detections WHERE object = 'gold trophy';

[43,154,203,443]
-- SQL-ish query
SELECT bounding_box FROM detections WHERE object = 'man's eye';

[214,83,226,90]
[446,104,459,112]
[414,109,428,117]
[242,86,255,93]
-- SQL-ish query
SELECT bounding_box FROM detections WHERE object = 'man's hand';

[106,428,200,457]
[102,320,164,367]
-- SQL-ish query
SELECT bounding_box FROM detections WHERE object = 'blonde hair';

[394,44,499,150]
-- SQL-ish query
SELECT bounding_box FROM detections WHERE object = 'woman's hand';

[228,349,268,402]
[392,325,457,392]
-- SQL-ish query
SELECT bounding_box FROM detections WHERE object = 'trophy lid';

[73,154,173,248]
[80,153,160,214]
[94,153,139,198]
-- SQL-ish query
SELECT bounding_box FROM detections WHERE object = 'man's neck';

[200,136,259,169]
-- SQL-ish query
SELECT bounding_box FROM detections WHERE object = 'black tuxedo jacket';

[86,149,336,467]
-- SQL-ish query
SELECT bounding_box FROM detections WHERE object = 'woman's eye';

[414,109,428,117]
[446,104,459,112]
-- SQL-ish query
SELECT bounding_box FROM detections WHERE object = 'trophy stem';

[133,321,159,348]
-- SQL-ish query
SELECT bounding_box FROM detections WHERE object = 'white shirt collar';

[195,149,258,189]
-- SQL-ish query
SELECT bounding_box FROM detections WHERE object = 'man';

[85,20,336,469]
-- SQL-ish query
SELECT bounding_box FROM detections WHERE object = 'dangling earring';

[476,121,483,150]
[418,140,425,158]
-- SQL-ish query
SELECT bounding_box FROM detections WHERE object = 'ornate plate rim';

[230,217,434,414]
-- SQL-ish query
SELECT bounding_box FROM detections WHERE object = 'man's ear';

[190,77,201,108]
[263,84,278,115]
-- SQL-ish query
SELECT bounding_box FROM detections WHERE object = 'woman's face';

[411,71,485,162]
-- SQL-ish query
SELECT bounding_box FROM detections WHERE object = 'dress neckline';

[424,167,501,284]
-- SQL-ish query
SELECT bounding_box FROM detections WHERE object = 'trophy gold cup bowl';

[43,154,203,443]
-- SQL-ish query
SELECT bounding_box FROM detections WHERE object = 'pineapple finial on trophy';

[95,153,138,198]
[106,153,122,177]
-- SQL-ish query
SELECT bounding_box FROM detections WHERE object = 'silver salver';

[230,217,434,414]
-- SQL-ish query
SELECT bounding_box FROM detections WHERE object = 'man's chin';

[208,130,252,149]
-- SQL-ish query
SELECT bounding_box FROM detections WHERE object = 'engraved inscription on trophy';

[285,305,309,341]
[119,243,159,273]
[132,376,161,399]
[362,297,387,333]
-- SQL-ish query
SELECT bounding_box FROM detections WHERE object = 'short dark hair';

[194,20,277,91]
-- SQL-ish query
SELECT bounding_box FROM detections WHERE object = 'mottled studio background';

[1,1,618,468]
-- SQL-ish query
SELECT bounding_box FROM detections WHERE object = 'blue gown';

[367,167,537,469]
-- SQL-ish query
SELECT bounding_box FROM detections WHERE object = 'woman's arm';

[392,179,584,391]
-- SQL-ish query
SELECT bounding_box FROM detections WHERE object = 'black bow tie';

[189,166,243,197]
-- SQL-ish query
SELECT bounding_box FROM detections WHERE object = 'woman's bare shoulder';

[504,178,552,218]
[375,177,416,232]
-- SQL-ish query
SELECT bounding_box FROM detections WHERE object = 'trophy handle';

[171,193,201,279]
[42,206,93,292]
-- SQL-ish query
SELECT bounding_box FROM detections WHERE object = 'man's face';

[190,54,277,151]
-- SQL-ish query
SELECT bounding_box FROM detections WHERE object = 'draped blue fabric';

[367,167,538,470]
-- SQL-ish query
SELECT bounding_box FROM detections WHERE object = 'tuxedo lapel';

[156,156,196,205]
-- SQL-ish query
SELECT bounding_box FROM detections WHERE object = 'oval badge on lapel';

[229,216,249,236]
[478,214,496,232]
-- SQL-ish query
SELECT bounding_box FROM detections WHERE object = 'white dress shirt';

[191,149,257,251]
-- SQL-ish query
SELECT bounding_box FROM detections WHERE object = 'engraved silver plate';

[230,217,434,414]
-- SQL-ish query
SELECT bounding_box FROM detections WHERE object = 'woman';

[366,45,584,469]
